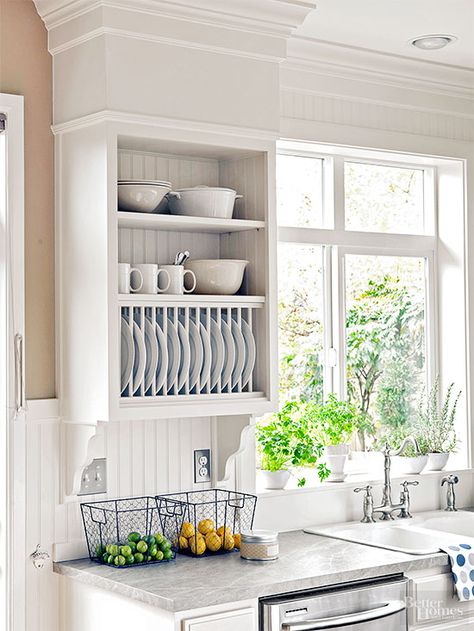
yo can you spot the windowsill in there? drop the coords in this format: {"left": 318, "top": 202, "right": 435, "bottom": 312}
{"left": 256, "top": 467, "right": 474, "bottom": 498}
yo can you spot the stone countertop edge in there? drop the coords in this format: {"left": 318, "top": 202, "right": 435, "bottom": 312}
{"left": 53, "top": 531, "right": 449, "bottom": 614}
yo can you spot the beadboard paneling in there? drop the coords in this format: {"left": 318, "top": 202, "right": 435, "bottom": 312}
{"left": 280, "top": 88, "right": 474, "bottom": 142}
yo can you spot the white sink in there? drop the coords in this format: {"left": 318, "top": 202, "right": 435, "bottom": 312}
{"left": 305, "top": 510, "right": 474, "bottom": 555}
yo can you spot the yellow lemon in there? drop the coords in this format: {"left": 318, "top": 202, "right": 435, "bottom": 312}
{"left": 179, "top": 536, "right": 189, "bottom": 550}
{"left": 181, "top": 522, "right": 195, "bottom": 538}
{"left": 198, "top": 519, "right": 215, "bottom": 536}
{"left": 233, "top": 533, "right": 241, "bottom": 549}
{"left": 216, "top": 525, "right": 232, "bottom": 539}
{"left": 189, "top": 534, "right": 206, "bottom": 555}
{"left": 222, "top": 534, "right": 235, "bottom": 550}
{"left": 205, "top": 531, "right": 222, "bottom": 552}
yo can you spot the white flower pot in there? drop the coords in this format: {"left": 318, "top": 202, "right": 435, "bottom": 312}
{"left": 426, "top": 452, "right": 450, "bottom": 471}
{"left": 260, "top": 469, "right": 290, "bottom": 490}
{"left": 325, "top": 444, "right": 350, "bottom": 482}
{"left": 393, "top": 454, "right": 428, "bottom": 475}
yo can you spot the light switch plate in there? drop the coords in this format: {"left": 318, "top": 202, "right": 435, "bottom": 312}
{"left": 194, "top": 449, "right": 211, "bottom": 483}
{"left": 78, "top": 458, "right": 107, "bottom": 496}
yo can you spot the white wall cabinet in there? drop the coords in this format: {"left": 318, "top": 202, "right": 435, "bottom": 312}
{"left": 56, "top": 120, "right": 278, "bottom": 425}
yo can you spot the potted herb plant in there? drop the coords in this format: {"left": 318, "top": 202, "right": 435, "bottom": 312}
{"left": 416, "top": 378, "right": 461, "bottom": 471}
{"left": 304, "top": 395, "right": 363, "bottom": 482}
{"left": 256, "top": 401, "right": 329, "bottom": 489}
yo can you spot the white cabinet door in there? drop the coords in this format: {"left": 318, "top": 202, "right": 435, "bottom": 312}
{"left": 182, "top": 607, "right": 256, "bottom": 631}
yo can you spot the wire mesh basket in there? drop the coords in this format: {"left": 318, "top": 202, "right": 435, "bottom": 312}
{"left": 80, "top": 496, "right": 178, "bottom": 568}
{"left": 155, "top": 489, "right": 257, "bottom": 558}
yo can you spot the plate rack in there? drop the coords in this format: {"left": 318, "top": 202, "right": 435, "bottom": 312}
{"left": 120, "top": 299, "right": 263, "bottom": 400}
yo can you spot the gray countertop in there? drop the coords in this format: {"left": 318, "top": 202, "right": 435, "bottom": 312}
{"left": 54, "top": 531, "right": 448, "bottom": 613}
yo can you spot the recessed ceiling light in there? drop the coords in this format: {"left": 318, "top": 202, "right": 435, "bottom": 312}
{"left": 410, "top": 34, "right": 457, "bottom": 51}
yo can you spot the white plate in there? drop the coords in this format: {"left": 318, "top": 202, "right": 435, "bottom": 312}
{"left": 198, "top": 321, "right": 212, "bottom": 391}
{"left": 176, "top": 319, "right": 191, "bottom": 391}
{"left": 121, "top": 316, "right": 134, "bottom": 394}
{"left": 240, "top": 318, "right": 256, "bottom": 388}
{"left": 132, "top": 321, "right": 146, "bottom": 394}
{"left": 143, "top": 316, "right": 159, "bottom": 393}
{"left": 201, "top": 314, "right": 225, "bottom": 390}
{"left": 157, "top": 313, "right": 180, "bottom": 392}
{"left": 154, "top": 318, "right": 168, "bottom": 393}
{"left": 220, "top": 315, "right": 236, "bottom": 390}
{"left": 230, "top": 318, "right": 246, "bottom": 389}
{"left": 179, "top": 315, "right": 203, "bottom": 391}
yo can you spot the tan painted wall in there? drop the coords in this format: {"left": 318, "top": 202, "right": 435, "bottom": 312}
{"left": 0, "top": 0, "right": 55, "bottom": 398}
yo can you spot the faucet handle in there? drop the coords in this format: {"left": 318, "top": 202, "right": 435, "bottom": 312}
{"left": 400, "top": 480, "right": 419, "bottom": 492}
{"left": 354, "top": 485, "right": 373, "bottom": 495}
{"left": 441, "top": 474, "right": 459, "bottom": 486}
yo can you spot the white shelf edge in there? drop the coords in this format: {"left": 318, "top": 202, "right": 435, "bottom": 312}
{"left": 117, "top": 212, "right": 266, "bottom": 233}
{"left": 118, "top": 294, "right": 265, "bottom": 307}
{"left": 119, "top": 391, "right": 266, "bottom": 405}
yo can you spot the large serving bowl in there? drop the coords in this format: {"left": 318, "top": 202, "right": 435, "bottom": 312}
{"left": 184, "top": 259, "right": 248, "bottom": 295}
{"left": 118, "top": 180, "right": 172, "bottom": 213}
{"left": 168, "top": 186, "right": 242, "bottom": 219}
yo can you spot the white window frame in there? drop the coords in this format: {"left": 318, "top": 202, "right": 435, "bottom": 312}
{"left": 277, "top": 145, "right": 438, "bottom": 425}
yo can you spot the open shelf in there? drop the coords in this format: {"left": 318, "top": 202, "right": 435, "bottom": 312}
{"left": 117, "top": 212, "right": 265, "bottom": 233}
{"left": 118, "top": 294, "right": 265, "bottom": 306}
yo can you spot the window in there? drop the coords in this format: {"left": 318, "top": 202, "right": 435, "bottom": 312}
{"left": 277, "top": 146, "right": 437, "bottom": 454}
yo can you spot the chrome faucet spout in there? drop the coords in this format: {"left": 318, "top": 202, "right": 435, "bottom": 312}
{"left": 389, "top": 436, "right": 420, "bottom": 457}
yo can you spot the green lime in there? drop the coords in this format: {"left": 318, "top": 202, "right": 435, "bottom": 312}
{"left": 136, "top": 540, "right": 148, "bottom": 554}
{"left": 120, "top": 545, "right": 132, "bottom": 557}
{"left": 109, "top": 544, "right": 120, "bottom": 557}
{"left": 106, "top": 544, "right": 111, "bottom": 554}
{"left": 101, "top": 552, "right": 109, "bottom": 564}
{"left": 149, "top": 545, "right": 158, "bottom": 558}
{"left": 134, "top": 552, "right": 144, "bottom": 564}
{"left": 160, "top": 539, "right": 171, "bottom": 551}
{"left": 154, "top": 533, "right": 164, "bottom": 545}
{"left": 128, "top": 532, "right": 141, "bottom": 543}
{"left": 128, "top": 541, "right": 137, "bottom": 553}
{"left": 163, "top": 549, "right": 173, "bottom": 560}
{"left": 144, "top": 535, "right": 155, "bottom": 546}
{"left": 107, "top": 555, "right": 115, "bottom": 565}
{"left": 125, "top": 555, "right": 135, "bottom": 565}
{"left": 155, "top": 550, "right": 164, "bottom": 561}
{"left": 114, "top": 555, "right": 126, "bottom": 567}
{"left": 95, "top": 544, "right": 106, "bottom": 557}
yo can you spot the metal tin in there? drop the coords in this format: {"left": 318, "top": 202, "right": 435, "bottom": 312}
{"left": 240, "top": 530, "right": 279, "bottom": 561}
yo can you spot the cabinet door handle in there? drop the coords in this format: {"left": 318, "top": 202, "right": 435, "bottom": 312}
{"left": 282, "top": 600, "right": 406, "bottom": 630}
{"left": 14, "top": 333, "right": 24, "bottom": 413}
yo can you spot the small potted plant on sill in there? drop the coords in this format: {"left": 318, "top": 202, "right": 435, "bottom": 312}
{"left": 256, "top": 401, "right": 330, "bottom": 490}
{"left": 416, "top": 377, "right": 461, "bottom": 472}
{"left": 304, "top": 394, "right": 363, "bottom": 483}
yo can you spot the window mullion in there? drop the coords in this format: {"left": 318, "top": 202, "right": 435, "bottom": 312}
{"left": 333, "top": 156, "right": 345, "bottom": 232}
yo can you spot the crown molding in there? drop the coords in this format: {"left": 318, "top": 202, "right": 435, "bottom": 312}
{"left": 284, "top": 37, "right": 474, "bottom": 101}
{"left": 34, "top": 0, "right": 316, "bottom": 36}
{"left": 51, "top": 109, "right": 280, "bottom": 140}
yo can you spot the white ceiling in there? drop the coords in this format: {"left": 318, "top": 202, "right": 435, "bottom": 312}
{"left": 296, "top": 0, "right": 474, "bottom": 69}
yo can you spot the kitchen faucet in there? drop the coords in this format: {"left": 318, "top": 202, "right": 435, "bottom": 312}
{"left": 354, "top": 436, "right": 421, "bottom": 522}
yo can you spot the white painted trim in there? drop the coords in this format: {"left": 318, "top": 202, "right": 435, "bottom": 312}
{"left": 0, "top": 92, "right": 25, "bottom": 631}
{"left": 285, "top": 37, "right": 474, "bottom": 99}
{"left": 49, "top": 26, "right": 286, "bottom": 62}
{"left": 280, "top": 86, "right": 474, "bottom": 123}
{"left": 26, "top": 398, "right": 60, "bottom": 423}
{"left": 51, "top": 109, "right": 280, "bottom": 139}
{"left": 36, "top": 0, "right": 317, "bottom": 34}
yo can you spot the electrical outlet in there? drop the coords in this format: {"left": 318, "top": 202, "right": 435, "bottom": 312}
{"left": 78, "top": 458, "right": 107, "bottom": 496}
{"left": 194, "top": 449, "right": 211, "bottom": 483}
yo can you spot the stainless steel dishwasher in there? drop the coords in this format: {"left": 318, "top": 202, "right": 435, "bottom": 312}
{"left": 260, "top": 574, "right": 408, "bottom": 630}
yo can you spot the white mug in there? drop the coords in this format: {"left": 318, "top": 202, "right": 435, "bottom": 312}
{"left": 134, "top": 263, "right": 171, "bottom": 294}
{"left": 118, "top": 263, "right": 143, "bottom": 294}
{"left": 158, "top": 265, "right": 196, "bottom": 295}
